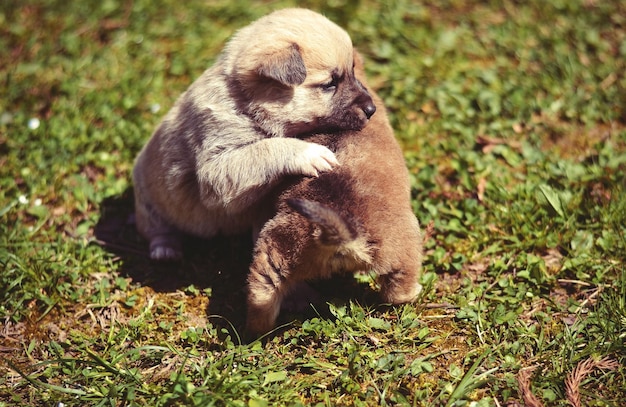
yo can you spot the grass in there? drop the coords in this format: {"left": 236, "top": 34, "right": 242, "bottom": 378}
{"left": 1, "top": 0, "right": 625, "bottom": 405}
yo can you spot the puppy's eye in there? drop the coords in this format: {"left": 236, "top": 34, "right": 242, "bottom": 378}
{"left": 320, "top": 76, "right": 339, "bottom": 91}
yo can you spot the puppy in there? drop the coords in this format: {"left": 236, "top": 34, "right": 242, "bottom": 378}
{"left": 246, "top": 55, "right": 424, "bottom": 336}
{"left": 133, "top": 9, "right": 376, "bottom": 260}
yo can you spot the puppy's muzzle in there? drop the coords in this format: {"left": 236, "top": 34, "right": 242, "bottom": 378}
{"left": 362, "top": 101, "right": 376, "bottom": 119}
{"left": 355, "top": 80, "right": 376, "bottom": 119}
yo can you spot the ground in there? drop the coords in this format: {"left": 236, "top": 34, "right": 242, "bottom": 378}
{"left": 1, "top": 0, "right": 625, "bottom": 405}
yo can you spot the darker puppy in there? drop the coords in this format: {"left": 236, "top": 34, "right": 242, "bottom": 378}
{"left": 246, "top": 56, "right": 424, "bottom": 336}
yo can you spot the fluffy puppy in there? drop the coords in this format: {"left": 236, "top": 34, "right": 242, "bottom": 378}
{"left": 246, "top": 55, "right": 424, "bottom": 336}
{"left": 133, "top": 9, "right": 376, "bottom": 260}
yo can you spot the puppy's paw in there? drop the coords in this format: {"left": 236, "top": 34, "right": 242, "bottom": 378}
{"left": 380, "top": 275, "right": 423, "bottom": 304}
{"left": 149, "top": 235, "right": 182, "bottom": 261}
{"left": 297, "top": 143, "right": 339, "bottom": 177}
{"left": 150, "top": 245, "right": 183, "bottom": 261}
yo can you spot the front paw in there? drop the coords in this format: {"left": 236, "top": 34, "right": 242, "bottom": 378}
{"left": 296, "top": 143, "right": 339, "bottom": 177}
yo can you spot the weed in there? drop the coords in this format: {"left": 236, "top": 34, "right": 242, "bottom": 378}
{"left": 1, "top": 0, "right": 625, "bottom": 405}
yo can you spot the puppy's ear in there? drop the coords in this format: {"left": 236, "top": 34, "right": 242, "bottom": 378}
{"left": 256, "top": 43, "right": 307, "bottom": 86}
{"left": 353, "top": 48, "right": 365, "bottom": 75}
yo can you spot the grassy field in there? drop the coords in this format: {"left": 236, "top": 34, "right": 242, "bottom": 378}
{"left": 1, "top": 0, "right": 625, "bottom": 405}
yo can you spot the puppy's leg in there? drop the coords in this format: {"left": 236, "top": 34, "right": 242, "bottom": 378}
{"left": 134, "top": 185, "right": 182, "bottom": 260}
{"left": 246, "top": 239, "right": 292, "bottom": 336}
{"left": 375, "top": 215, "right": 423, "bottom": 304}
{"left": 200, "top": 138, "right": 339, "bottom": 213}
{"left": 378, "top": 266, "right": 422, "bottom": 304}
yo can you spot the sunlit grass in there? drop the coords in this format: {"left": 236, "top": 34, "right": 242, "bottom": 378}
{"left": 1, "top": 0, "right": 625, "bottom": 405}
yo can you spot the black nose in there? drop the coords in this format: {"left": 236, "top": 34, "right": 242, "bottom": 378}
{"left": 363, "top": 103, "right": 376, "bottom": 119}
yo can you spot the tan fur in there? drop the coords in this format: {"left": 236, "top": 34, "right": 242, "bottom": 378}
{"left": 133, "top": 9, "right": 376, "bottom": 260}
{"left": 247, "top": 55, "right": 424, "bottom": 336}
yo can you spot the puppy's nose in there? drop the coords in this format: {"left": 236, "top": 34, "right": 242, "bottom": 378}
{"left": 362, "top": 103, "right": 376, "bottom": 119}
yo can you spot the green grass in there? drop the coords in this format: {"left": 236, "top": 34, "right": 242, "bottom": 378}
{"left": 2, "top": 0, "right": 625, "bottom": 405}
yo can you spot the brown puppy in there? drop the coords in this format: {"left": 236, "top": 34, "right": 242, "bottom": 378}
{"left": 133, "top": 9, "right": 376, "bottom": 260}
{"left": 247, "top": 55, "right": 423, "bottom": 336}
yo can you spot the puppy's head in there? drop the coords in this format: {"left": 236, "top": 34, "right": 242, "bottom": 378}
{"left": 222, "top": 8, "right": 376, "bottom": 137}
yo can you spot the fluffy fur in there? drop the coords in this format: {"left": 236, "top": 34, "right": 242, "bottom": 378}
{"left": 133, "top": 9, "right": 376, "bottom": 260}
{"left": 246, "top": 56, "right": 424, "bottom": 336}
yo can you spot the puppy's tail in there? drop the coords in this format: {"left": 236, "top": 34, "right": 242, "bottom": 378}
{"left": 286, "top": 198, "right": 355, "bottom": 246}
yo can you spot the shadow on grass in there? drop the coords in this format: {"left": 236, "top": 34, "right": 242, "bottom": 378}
{"left": 94, "top": 188, "right": 381, "bottom": 340}
{"left": 93, "top": 187, "right": 251, "bottom": 334}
